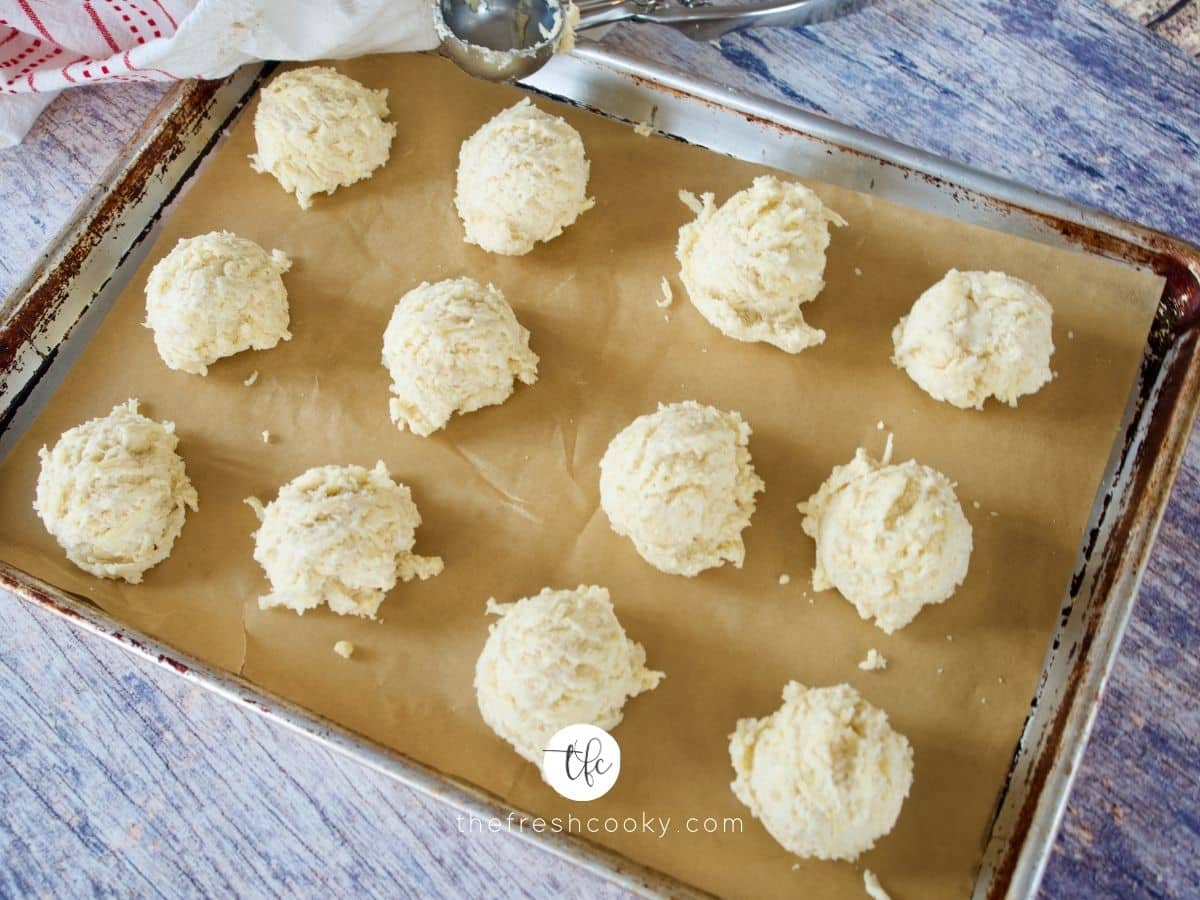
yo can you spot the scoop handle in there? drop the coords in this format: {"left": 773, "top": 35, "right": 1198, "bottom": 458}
{"left": 575, "top": 0, "right": 868, "bottom": 41}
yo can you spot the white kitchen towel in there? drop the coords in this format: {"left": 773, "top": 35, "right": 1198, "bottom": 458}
{"left": 0, "top": 0, "right": 441, "bottom": 148}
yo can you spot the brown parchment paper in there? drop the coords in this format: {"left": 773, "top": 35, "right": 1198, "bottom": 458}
{"left": 0, "top": 53, "right": 1164, "bottom": 899}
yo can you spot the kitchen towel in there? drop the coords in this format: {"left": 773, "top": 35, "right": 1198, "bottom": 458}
{"left": 0, "top": 0, "right": 440, "bottom": 147}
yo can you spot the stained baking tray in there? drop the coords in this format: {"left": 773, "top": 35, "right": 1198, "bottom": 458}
{"left": 1, "top": 44, "right": 1197, "bottom": 899}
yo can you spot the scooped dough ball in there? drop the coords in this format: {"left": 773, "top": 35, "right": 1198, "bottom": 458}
{"left": 250, "top": 66, "right": 396, "bottom": 209}
{"left": 245, "top": 461, "right": 443, "bottom": 618}
{"left": 800, "top": 439, "right": 972, "bottom": 633}
{"left": 455, "top": 98, "right": 594, "bottom": 256}
{"left": 729, "top": 682, "right": 913, "bottom": 861}
{"left": 34, "top": 399, "right": 197, "bottom": 583}
{"left": 475, "top": 585, "right": 663, "bottom": 764}
{"left": 599, "top": 401, "right": 764, "bottom": 576}
{"left": 892, "top": 269, "right": 1055, "bottom": 409}
{"left": 382, "top": 277, "right": 539, "bottom": 436}
{"left": 676, "top": 175, "right": 846, "bottom": 353}
{"left": 144, "top": 231, "right": 292, "bottom": 375}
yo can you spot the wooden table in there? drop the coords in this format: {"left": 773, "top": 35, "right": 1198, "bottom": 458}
{"left": 2, "top": 2, "right": 1197, "bottom": 896}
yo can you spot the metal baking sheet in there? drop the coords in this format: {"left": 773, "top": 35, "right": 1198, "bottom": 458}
{"left": 1, "top": 45, "right": 1197, "bottom": 899}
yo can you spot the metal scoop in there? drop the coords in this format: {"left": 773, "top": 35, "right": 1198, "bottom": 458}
{"left": 434, "top": 0, "right": 860, "bottom": 82}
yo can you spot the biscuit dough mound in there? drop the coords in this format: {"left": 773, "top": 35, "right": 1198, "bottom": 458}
{"left": 144, "top": 231, "right": 292, "bottom": 375}
{"left": 729, "top": 682, "right": 913, "bottom": 861}
{"left": 250, "top": 66, "right": 396, "bottom": 209}
{"left": 599, "top": 401, "right": 764, "bottom": 576}
{"left": 474, "top": 585, "right": 664, "bottom": 763}
{"left": 382, "top": 277, "right": 539, "bottom": 436}
{"left": 245, "top": 461, "right": 443, "bottom": 618}
{"left": 676, "top": 175, "right": 846, "bottom": 353}
{"left": 892, "top": 269, "right": 1055, "bottom": 409}
{"left": 34, "top": 399, "right": 197, "bottom": 583}
{"left": 800, "top": 439, "right": 972, "bottom": 633}
{"left": 455, "top": 98, "right": 594, "bottom": 256}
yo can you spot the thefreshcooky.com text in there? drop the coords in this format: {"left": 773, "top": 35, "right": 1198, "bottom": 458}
{"left": 455, "top": 811, "right": 743, "bottom": 840}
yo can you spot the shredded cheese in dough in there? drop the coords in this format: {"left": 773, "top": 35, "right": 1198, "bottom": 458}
{"left": 382, "top": 277, "right": 538, "bottom": 437}
{"left": 250, "top": 67, "right": 395, "bottom": 209}
{"left": 34, "top": 399, "right": 197, "bottom": 583}
{"left": 729, "top": 683, "right": 913, "bottom": 861}
{"left": 892, "top": 269, "right": 1054, "bottom": 409}
{"left": 144, "top": 231, "right": 291, "bottom": 376}
{"left": 475, "top": 585, "right": 663, "bottom": 763}
{"left": 455, "top": 99, "right": 593, "bottom": 256}
{"left": 246, "top": 461, "right": 442, "bottom": 618}
{"left": 676, "top": 176, "right": 845, "bottom": 353}
{"left": 600, "top": 401, "right": 764, "bottom": 577}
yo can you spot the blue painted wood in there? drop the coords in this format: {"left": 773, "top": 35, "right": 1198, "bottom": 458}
{"left": 603, "top": 0, "right": 1200, "bottom": 244}
{"left": 1, "top": 2, "right": 1198, "bottom": 897}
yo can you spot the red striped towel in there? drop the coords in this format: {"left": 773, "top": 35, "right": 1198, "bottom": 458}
{"left": 0, "top": 0, "right": 439, "bottom": 147}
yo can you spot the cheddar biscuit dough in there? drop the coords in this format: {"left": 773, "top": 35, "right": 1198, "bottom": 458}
{"left": 250, "top": 66, "right": 395, "bottom": 208}
{"left": 35, "top": 399, "right": 197, "bottom": 583}
{"left": 475, "top": 585, "right": 663, "bottom": 763}
{"left": 246, "top": 461, "right": 442, "bottom": 618}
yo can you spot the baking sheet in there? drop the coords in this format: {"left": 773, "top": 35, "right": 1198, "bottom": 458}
{"left": 0, "top": 53, "right": 1164, "bottom": 899}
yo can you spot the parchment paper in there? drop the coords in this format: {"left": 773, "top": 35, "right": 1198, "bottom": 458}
{"left": 0, "top": 53, "right": 1164, "bottom": 899}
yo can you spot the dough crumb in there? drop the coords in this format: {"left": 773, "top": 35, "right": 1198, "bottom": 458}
{"left": 600, "top": 401, "right": 764, "bottom": 576}
{"left": 333, "top": 640, "right": 355, "bottom": 659}
{"left": 858, "top": 648, "right": 888, "bottom": 671}
{"left": 1068, "top": 329, "right": 1075, "bottom": 340}
{"left": 892, "top": 269, "right": 1055, "bottom": 409}
{"left": 875, "top": 420, "right": 885, "bottom": 431}
{"left": 778, "top": 574, "right": 791, "bottom": 586}
{"left": 973, "top": 500, "right": 981, "bottom": 509}
{"left": 657, "top": 276, "right": 674, "bottom": 308}
{"left": 863, "top": 869, "right": 891, "bottom": 900}
{"left": 854, "top": 267, "right": 863, "bottom": 276}
{"left": 634, "top": 120, "right": 654, "bottom": 136}
{"left": 475, "top": 585, "right": 663, "bottom": 763}
{"left": 676, "top": 175, "right": 845, "bottom": 353}
{"left": 936, "top": 666, "right": 944, "bottom": 675}
{"left": 730, "top": 682, "right": 912, "bottom": 860}
{"left": 243, "top": 370, "right": 259, "bottom": 386}
{"left": 947, "top": 634, "right": 954, "bottom": 641}
{"left": 990, "top": 510, "right": 1000, "bottom": 517}
{"left": 261, "top": 430, "right": 271, "bottom": 444}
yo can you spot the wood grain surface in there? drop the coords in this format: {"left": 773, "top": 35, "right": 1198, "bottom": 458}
{"left": 1, "top": 1, "right": 1197, "bottom": 897}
